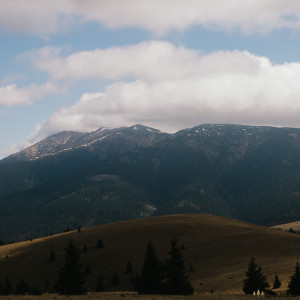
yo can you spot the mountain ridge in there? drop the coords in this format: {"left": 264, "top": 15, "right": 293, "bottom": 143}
{"left": 1, "top": 123, "right": 300, "bottom": 240}
{"left": 5, "top": 124, "right": 164, "bottom": 161}
{"left": 4, "top": 123, "right": 291, "bottom": 162}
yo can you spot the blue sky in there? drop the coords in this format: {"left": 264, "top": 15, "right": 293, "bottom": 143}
{"left": 2, "top": 1, "right": 300, "bottom": 158}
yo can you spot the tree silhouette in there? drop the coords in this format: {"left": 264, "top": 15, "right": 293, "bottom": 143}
{"left": 165, "top": 237, "right": 194, "bottom": 295}
{"left": 111, "top": 272, "right": 120, "bottom": 286}
{"left": 97, "top": 239, "right": 104, "bottom": 249}
{"left": 55, "top": 240, "right": 86, "bottom": 295}
{"left": 126, "top": 260, "right": 133, "bottom": 274}
{"left": 48, "top": 250, "right": 55, "bottom": 263}
{"left": 4, "top": 277, "right": 13, "bottom": 295}
{"left": 243, "top": 257, "right": 269, "bottom": 294}
{"left": 135, "top": 240, "right": 164, "bottom": 294}
{"left": 15, "top": 279, "right": 29, "bottom": 295}
{"left": 288, "top": 261, "right": 300, "bottom": 295}
{"left": 84, "top": 263, "right": 91, "bottom": 275}
{"left": 273, "top": 274, "right": 281, "bottom": 290}
{"left": 96, "top": 275, "right": 105, "bottom": 292}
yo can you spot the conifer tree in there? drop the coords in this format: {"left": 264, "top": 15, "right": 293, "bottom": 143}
{"left": 48, "top": 250, "right": 55, "bottom": 263}
{"left": 84, "top": 263, "right": 91, "bottom": 275}
{"left": 4, "top": 277, "right": 13, "bottom": 295}
{"left": 0, "top": 280, "right": 2, "bottom": 295}
{"left": 111, "top": 272, "right": 120, "bottom": 286}
{"left": 15, "top": 279, "right": 29, "bottom": 295}
{"left": 97, "top": 239, "right": 104, "bottom": 249}
{"left": 135, "top": 240, "right": 164, "bottom": 294}
{"left": 96, "top": 275, "right": 105, "bottom": 292}
{"left": 55, "top": 240, "right": 86, "bottom": 295}
{"left": 273, "top": 274, "right": 281, "bottom": 290}
{"left": 189, "top": 264, "right": 194, "bottom": 272}
{"left": 288, "top": 261, "right": 300, "bottom": 295}
{"left": 243, "top": 257, "right": 269, "bottom": 294}
{"left": 126, "top": 260, "right": 133, "bottom": 274}
{"left": 165, "top": 237, "right": 194, "bottom": 295}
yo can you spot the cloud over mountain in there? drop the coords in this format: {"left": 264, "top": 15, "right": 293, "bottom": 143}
{"left": 20, "top": 41, "right": 300, "bottom": 145}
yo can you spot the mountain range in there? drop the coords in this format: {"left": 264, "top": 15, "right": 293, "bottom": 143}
{"left": 1, "top": 123, "right": 300, "bottom": 241}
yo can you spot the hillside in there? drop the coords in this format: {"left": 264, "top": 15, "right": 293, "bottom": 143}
{"left": 1, "top": 214, "right": 300, "bottom": 294}
{"left": 2, "top": 123, "right": 300, "bottom": 240}
{"left": 272, "top": 220, "right": 300, "bottom": 232}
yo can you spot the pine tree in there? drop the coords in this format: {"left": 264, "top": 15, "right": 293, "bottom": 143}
{"left": 4, "top": 277, "right": 13, "bottom": 295}
{"left": 273, "top": 274, "right": 281, "bottom": 289}
{"left": 96, "top": 275, "right": 105, "bottom": 292}
{"left": 165, "top": 237, "right": 194, "bottom": 295}
{"left": 97, "top": 239, "right": 104, "bottom": 249}
{"left": 84, "top": 263, "right": 91, "bottom": 275}
{"left": 288, "top": 261, "right": 300, "bottom": 295}
{"left": 135, "top": 240, "right": 164, "bottom": 294}
{"left": 48, "top": 250, "right": 55, "bottom": 263}
{"left": 111, "top": 272, "right": 120, "bottom": 286}
{"left": 243, "top": 257, "right": 269, "bottom": 294}
{"left": 126, "top": 260, "right": 133, "bottom": 274}
{"left": 0, "top": 280, "right": 2, "bottom": 295}
{"left": 189, "top": 264, "right": 194, "bottom": 272}
{"left": 15, "top": 279, "right": 29, "bottom": 295}
{"left": 55, "top": 240, "right": 86, "bottom": 295}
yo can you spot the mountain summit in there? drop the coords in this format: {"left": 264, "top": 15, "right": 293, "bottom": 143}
{"left": 6, "top": 124, "right": 165, "bottom": 161}
{"left": 1, "top": 123, "right": 300, "bottom": 240}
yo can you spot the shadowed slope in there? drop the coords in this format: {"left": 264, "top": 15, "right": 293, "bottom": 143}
{"left": 0, "top": 214, "right": 299, "bottom": 293}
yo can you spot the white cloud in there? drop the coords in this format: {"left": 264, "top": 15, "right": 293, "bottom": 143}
{"left": 20, "top": 41, "right": 300, "bottom": 146}
{"left": 0, "top": 82, "right": 59, "bottom": 107}
{"left": 0, "top": 0, "right": 73, "bottom": 35}
{"left": 2, "top": 0, "right": 300, "bottom": 35}
{"left": 30, "top": 42, "right": 203, "bottom": 82}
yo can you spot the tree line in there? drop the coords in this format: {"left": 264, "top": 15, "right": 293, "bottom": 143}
{"left": 243, "top": 257, "right": 300, "bottom": 296}
{"left": 0, "top": 236, "right": 193, "bottom": 296}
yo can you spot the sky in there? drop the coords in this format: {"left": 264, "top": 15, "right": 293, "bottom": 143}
{"left": 2, "top": 1, "right": 300, "bottom": 158}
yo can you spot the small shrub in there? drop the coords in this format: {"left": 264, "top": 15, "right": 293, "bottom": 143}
{"left": 15, "top": 279, "right": 29, "bottom": 295}
{"left": 112, "top": 272, "right": 120, "bottom": 286}
{"left": 4, "top": 277, "right": 13, "bottom": 295}
{"left": 126, "top": 260, "right": 133, "bottom": 274}
{"left": 84, "top": 263, "right": 91, "bottom": 275}
{"left": 96, "top": 276, "right": 105, "bottom": 292}
{"left": 97, "top": 239, "right": 104, "bottom": 249}
{"left": 48, "top": 250, "right": 55, "bottom": 263}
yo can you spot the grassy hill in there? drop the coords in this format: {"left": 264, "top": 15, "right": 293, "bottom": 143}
{"left": 1, "top": 214, "right": 300, "bottom": 294}
{"left": 272, "top": 220, "right": 300, "bottom": 233}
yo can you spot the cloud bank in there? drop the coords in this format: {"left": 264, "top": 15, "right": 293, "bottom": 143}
{"left": 1, "top": 0, "right": 300, "bottom": 35}
{"left": 20, "top": 41, "right": 300, "bottom": 146}
{"left": 0, "top": 82, "right": 59, "bottom": 107}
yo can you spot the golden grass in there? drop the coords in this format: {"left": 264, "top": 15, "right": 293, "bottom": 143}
{"left": 1, "top": 214, "right": 300, "bottom": 294}
{"left": 2, "top": 293, "right": 300, "bottom": 300}
{"left": 272, "top": 220, "right": 300, "bottom": 232}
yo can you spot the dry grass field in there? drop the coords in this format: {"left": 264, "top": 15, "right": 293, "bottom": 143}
{"left": 1, "top": 214, "right": 300, "bottom": 294}
{"left": 1, "top": 293, "right": 300, "bottom": 300}
{"left": 272, "top": 220, "right": 300, "bottom": 232}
